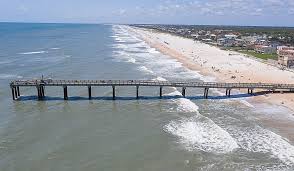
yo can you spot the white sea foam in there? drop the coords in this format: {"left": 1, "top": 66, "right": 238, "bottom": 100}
{"left": 0, "top": 74, "right": 23, "bottom": 79}
{"left": 254, "top": 103, "right": 294, "bottom": 121}
{"left": 177, "top": 70, "right": 205, "bottom": 80}
{"left": 199, "top": 75, "right": 216, "bottom": 82}
{"left": 113, "top": 44, "right": 147, "bottom": 54}
{"left": 18, "top": 51, "right": 48, "bottom": 55}
{"left": 163, "top": 87, "right": 294, "bottom": 159}
{"left": 127, "top": 58, "right": 136, "bottom": 63}
{"left": 231, "top": 126, "right": 294, "bottom": 165}
{"left": 50, "top": 48, "right": 60, "bottom": 50}
{"left": 0, "top": 60, "right": 13, "bottom": 65}
{"left": 112, "top": 51, "right": 137, "bottom": 64}
{"left": 114, "top": 37, "right": 126, "bottom": 43}
{"left": 116, "top": 37, "right": 139, "bottom": 43}
{"left": 153, "top": 77, "right": 167, "bottom": 81}
{"left": 113, "top": 42, "right": 148, "bottom": 52}
{"left": 131, "top": 42, "right": 148, "bottom": 48}
{"left": 138, "top": 66, "right": 154, "bottom": 74}
{"left": 148, "top": 48, "right": 160, "bottom": 54}
{"left": 165, "top": 91, "right": 200, "bottom": 113}
{"left": 164, "top": 115, "right": 239, "bottom": 153}
{"left": 113, "top": 43, "right": 128, "bottom": 49}
{"left": 255, "top": 103, "right": 292, "bottom": 116}
{"left": 175, "top": 97, "right": 200, "bottom": 113}
{"left": 211, "top": 87, "right": 255, "bottom": 108}
{"left": 239, "top": 99, "right": 255, "bottom": 108}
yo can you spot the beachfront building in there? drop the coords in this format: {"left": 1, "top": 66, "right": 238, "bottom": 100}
{"left": 242, "top": 36, "right": 256, "bottom": 43}
{"left": 224, "top": 34, "right": 238, "bottom": 39}
{"left": 254, "top": 45, "right": 276, "bottom": 54}
{"left": 209, "top": 34, "right": 217, "bottom": 40}
{"left": 235, "top": 39, "right": 247, "bottom": 47}
{"left": 192, "top": 34, "right": 208, "bottom": 40}
{"left": 217, "top": 38, "right": 235, "bottom": 47}
{"left": 216, "top": 34, "right": 239, "bottom": 47}
{"left": 277, "top": 46, "right": 294, "bottom": 67}
{"left": 202, "top": 38, "right": 213, "bottom": 43}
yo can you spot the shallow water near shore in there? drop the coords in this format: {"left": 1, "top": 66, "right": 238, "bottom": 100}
{"left": 1, "top": 23, "right": 294, "bottom": 170}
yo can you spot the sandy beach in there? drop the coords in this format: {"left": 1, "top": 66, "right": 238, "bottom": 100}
{"left": 129, "top": 27, "right": 294, "bottom": 111}
{"left": 127, "top": 26, "right": 294, "bottom": 141}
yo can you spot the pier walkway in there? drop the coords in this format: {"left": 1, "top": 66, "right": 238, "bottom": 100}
{"left": 10, "top": 79, "right": 294, "bottom": 100}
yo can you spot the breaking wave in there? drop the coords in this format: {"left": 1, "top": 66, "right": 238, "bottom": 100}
{"left": 112, "top": 24, "right": 294, "bottom": 166}
{"left": 164, "top": 115, "right": 239, "bottom": 153}
{"left": 18, "top": 51, "right": 48, "bottom": 55}
{"left": 0, "top": 74, "right": 23, "bottom": 79}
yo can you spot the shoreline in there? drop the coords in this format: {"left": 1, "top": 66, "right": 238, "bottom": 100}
{"left": 129, "top": 27, "right": 294, "bottom": 112}
{"left": 128, "top": 26, "right": 294, "bottom": 141}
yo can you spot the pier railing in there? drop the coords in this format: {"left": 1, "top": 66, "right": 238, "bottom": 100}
{"left": 9, "top": 79, "right": 294, "bottom": 100}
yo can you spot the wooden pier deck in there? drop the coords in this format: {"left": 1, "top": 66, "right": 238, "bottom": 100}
{"left": 9, "top": 79, "right": 294, "bottom": 100}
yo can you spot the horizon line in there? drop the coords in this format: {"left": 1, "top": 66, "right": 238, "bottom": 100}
{"left": 1, "top": 21, "right": 294, "bottom": 28}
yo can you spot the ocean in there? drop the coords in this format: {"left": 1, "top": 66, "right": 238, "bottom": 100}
{"left": 1, "top": 23, "right": 294, "bottom": 170}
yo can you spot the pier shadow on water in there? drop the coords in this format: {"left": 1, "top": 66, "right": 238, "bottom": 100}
{"left": 14, "top": 91, "right": 279, "bottom": 102}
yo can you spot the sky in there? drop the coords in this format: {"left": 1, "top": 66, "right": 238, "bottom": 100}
{"left": 0, "top": 0, "right": 294, "bottom": 26}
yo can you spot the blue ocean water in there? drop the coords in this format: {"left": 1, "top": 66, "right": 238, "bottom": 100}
{"left": 1, "top": 23, "right": 294, "bottom": 170}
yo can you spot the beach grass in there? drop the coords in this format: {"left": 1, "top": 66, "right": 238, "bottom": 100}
{"left": 239, "top": 50, "right": 278, "bottom": 60}
{"left": 222, "top": 47, "right": 278, "bottom": 60}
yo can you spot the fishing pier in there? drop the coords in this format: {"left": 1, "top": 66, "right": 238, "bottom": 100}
{"left": 10, "top": 79, "right": 294, "bottom": 100}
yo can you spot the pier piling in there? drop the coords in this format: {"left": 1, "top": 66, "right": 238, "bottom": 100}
{"left": 182, "top": 87, "right": 186, "bottom": 97}
{"left": 112, "top": 86, "right": 116, "bottom": 100}
{"left": 63, "top": 86, "right": 68, "bottom": 100}
{"left": 37, "top": 86, "right": 41, "bottom": 100}
{"left": 88, "top": 86, "right": 92, "bottom": 99}
{"left": 160, "top": 86, "right": 163, "bottom": 98}
{"left": 36, "top": 86, "right": 45, "bottom": 100}
{"left": 14, "top": 87, "right": 18, "bottom": 99}
{"left": 41, "top": 86, "right": 43, "bottom": 99}
{"left": 204, "top": 88, "right": 209, "bottom": 99}
{"left": 41, "top": 86, "right": 45, "bottom": 99}
{"left": 11, "top": 87, "right": 15, "bottom": 100}
{"left": 136, "top": 86, "right": 139, "bottom": 99}
{"left": 16, "top": 87, "right": 20, "bottom": 97}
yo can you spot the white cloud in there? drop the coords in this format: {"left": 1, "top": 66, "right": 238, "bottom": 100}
{"left": 118, "top": 9, "right": 126, "bottom": 15}
{"left": 17, "top": 4, "right": 29, "bottom": 13}
{"left": 289, "top": 8, "right": 294, "bottom": 14}
{"left": 144, "top": 0, "right": 292, "bottom": 17}
{"left": 288, "top": 0, "right": 294, "bottom": 7}
{"left": 251, "top": 8, "right": 263, "bottom": 16}
{"left": 262, "top": 0, "right": 283, "bottom": 6}
{"left": 200, "top": 7, "right": 212, "bottom": 15}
